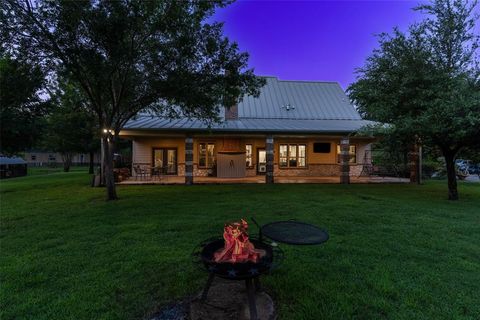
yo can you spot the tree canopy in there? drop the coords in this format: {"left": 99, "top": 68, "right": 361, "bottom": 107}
{"left": 0, "top": 56, "right": 49, "bottom": 155}
{"left": 43, "top": 82, "right": 97, "bottom": 172}
{"left": 348, "top": 0, "right": 480, "bottom": 200}
{"left": 1, "top": 0, "right": 264, "bottom": 200}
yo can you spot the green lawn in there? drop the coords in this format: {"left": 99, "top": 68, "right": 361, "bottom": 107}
{"left": 26, "top": 166, "right": 90, "bottom": 176}
{"left": 1, "top": 171, "right": 479, "bottom": 320}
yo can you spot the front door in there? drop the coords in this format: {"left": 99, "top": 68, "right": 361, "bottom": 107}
{"left": 153, "top": 148, "right": 177, "bottom": 175}
{"left": 257, "top": 148, "right": 266, "bottom": 175}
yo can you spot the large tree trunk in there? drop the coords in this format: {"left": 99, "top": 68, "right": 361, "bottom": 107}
{"left": 89, "top": 151, "right": 94, "bottom": 174}
{"left": 443, "top": 150, "right": 458, "bottom": 200}
{"left": 408, "top": 143, "right": 419, "bottom": 184}
{"left": 62, "top": 153, "right": 72, "bottom": 172}
{"left": 402, "top": 150, "right": 408, "bottom": 178}
{"left": 102, "top": 136, "right": 118, "bottom": 200}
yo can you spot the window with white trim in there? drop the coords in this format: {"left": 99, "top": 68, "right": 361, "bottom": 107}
{"left": 279, "top": 144, "right": 306, "bottom": 168}
{"left": 199, "top": 142, "right": 215, "bottom": 168}
{"left": 246, "top": 144, "right": 253, "bottom": 168}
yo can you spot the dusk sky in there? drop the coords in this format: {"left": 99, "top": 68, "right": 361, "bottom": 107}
{"left": 212, "top": 1, "right": 428, "bottom": 89}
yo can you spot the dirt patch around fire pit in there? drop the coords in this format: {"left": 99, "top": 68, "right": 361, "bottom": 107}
{"left": 149, "top": 278, "right": 275, "bottom": 320}
{"left": 150, "top": 300, "right": 189, "bottom": 320}
{"left": 190, "top": 278, "right": 276, "bottom": 320}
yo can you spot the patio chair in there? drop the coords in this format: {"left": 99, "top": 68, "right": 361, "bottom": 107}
{"left": 133, "top": 164, "right": 148, "bottom": 180}
{"left": 151, "top": 165, "right": 167, "bottom": 182}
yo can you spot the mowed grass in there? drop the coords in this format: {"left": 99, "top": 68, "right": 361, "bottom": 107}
{"left": 1, "top": 170, "right": 479, "bottom": 320}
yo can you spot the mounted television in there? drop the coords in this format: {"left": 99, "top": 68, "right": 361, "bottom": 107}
{"left": 313, "top": 142, "right": 331, "bottom": 153}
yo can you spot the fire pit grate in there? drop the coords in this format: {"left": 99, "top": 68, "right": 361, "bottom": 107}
{"left": 259, "top": 220, "right": 329, "bottom": 245}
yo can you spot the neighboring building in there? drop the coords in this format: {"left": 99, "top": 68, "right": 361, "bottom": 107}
{"left": 24, "top": 151, "right": 101, "bottom": 167}
{"left": 120, "top": 77, "right": 375, "bottom": 183}
{"left": 0, "top": 156, "right": 27, "bottom": 179}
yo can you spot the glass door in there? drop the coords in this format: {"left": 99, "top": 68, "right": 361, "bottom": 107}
{"left": 166, "top": 149, "right": 177, "bottom": 174}
{"left": 153, "top": 148, "right": 177, "bottom": 175}
{"left": 257, "top": 148, "right": 266, "bottom": 175}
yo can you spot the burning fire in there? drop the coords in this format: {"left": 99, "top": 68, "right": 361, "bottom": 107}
{"left": 214, "top": 219, "right": 266, "bottom": 263}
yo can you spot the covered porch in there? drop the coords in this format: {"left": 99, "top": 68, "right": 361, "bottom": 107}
{"left": 120, "top": 131, "right": 381, "bottom": 184}
{"left": 118, "top": 175, "right": 409, "bottom": 185}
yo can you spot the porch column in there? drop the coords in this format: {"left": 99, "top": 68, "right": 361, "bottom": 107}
{"left": 185, "top": 136, "right": 194, "bottom": 185}
{"left": 266, "top": 135, "right": 274, "bottom": 184}
{"left": 340, "top": 137, "right": 350, "bottom": 184}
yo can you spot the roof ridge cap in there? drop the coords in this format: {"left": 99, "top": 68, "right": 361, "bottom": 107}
{"left": 277, "top": 79, "right": 339, "bottom": 84}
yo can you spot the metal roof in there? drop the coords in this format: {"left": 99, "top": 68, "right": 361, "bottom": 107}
{"left": 123, "top": 117, "right": 374, "bottom": 134}
{"left": 238, "top": 77, "right": 361, "bottom": 120}
{"left": 123, "top": 77, "right": 369, "bottom": 134}
{"left": 0, "top": 156, "right": 27, "bottom": 165}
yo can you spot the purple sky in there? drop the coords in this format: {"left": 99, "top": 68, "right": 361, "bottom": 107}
{"left": 212, "top": 1, "right": 427, "bottom": 89}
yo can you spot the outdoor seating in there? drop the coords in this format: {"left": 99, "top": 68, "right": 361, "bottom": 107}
{"left": 151, "top": 165, "right": 168, "bottom": 182}
{"left": 133, "top": 164, "right": 148, "bottom": 180}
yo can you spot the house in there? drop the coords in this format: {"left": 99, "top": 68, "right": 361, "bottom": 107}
{"left": 24, "top": 151, "right": 101, "bottom": 167}
{"left": 119, "top": 77, "right": 375, "bottom": 184}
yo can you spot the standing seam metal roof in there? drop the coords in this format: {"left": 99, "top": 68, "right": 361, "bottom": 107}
{"left": 123, "top": 77, "right": 368, "bottom": 133}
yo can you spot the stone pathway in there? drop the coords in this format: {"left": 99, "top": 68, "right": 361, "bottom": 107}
{"left": 150, "top": 278, "right": 276, "bottom": 320}
{"left": 190, "top": 278, "right": 275, "bottom": 320}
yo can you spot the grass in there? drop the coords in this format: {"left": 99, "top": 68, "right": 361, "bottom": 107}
{"left": 1, "top": 170, "right": 479, "bottom": 320}
{"left": 26, "top": 166, "right": 90, "bottom": 176}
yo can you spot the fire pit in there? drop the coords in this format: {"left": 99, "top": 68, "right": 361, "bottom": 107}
{"left": 192, "top": 218, "right": 328, "bottom": 320}
{"left": 192, "top": 220, "right": 283, "bottom": 320}
{"left": 200, "top": 238, "right": 276, "bottom": 280}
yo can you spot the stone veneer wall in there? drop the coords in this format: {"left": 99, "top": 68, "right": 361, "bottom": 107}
{"left": 274, "top": 164, "right": 340, "bottom": 177}
{"left": 246, "top": 168, "right": 257, "bottom": 177}
{"left": 176, "top": 164, "right": 364, "bottom": 177}
{"left": 168, "top": 164, "right": 364, "bottom": 178}
{"left": 273, "top": 164, "right": 364, "bottom": 177}
{"left": 349, "top": 165, "right": 363, "bottom": 177}
{"left": 175, "top": 164, "right": 208, "bottom": 177}
{"left": 177, "top": 164, "right": 185, "bottom": 176}
{"left": 193, "top": 165, "right": 211, "bottom": 177}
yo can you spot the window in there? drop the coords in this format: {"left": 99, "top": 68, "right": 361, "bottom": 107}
{"left": 246, "top": 144, "right": 253, "bottom": 167}
{"left": 279, "top": 145, "right": 288, "bottom": 167}
{"left": 336, "top": 144, "right": 356, "bottom": 163}
{"left": 199, "top": 142, "right": 215, "bottom": 168}
{"left": 153, "top": 148, "right": 177, "bottom": 174}
{"left": 279, "top": 144, "right": 306, "bottom": 168}
{"left": 48, "top": 154, "right": 56, "bottom": 161}
{"left": 31, "top": 155, "right": 36, "bottom": 161}
{"left": 313, "top": 142, "right": 331, "bottom": 153}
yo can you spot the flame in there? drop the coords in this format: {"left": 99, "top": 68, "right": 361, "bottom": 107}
{"left": 214, "top": 219, "right": 265, "bottom": 263}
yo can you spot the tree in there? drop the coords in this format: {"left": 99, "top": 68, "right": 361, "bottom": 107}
{"left": 43, "top": 102, "right": 96, "bottom": 172}
{"left": 1, "top": 0, "right": 264, "bottom": 200}
{"left": 85, "top": 134, "right": 100, "bottom": 175}
{"left": 60, "top": 81, "right": 99, "bottom": 174}
{"left": 348, "top": 0, "right": 480, "bottom": 200}
{"left": 0, "top": 56, "right": 49, "bottom": 155}
{"left": 44, "top": 82, "right": 98, "bottom": 173}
